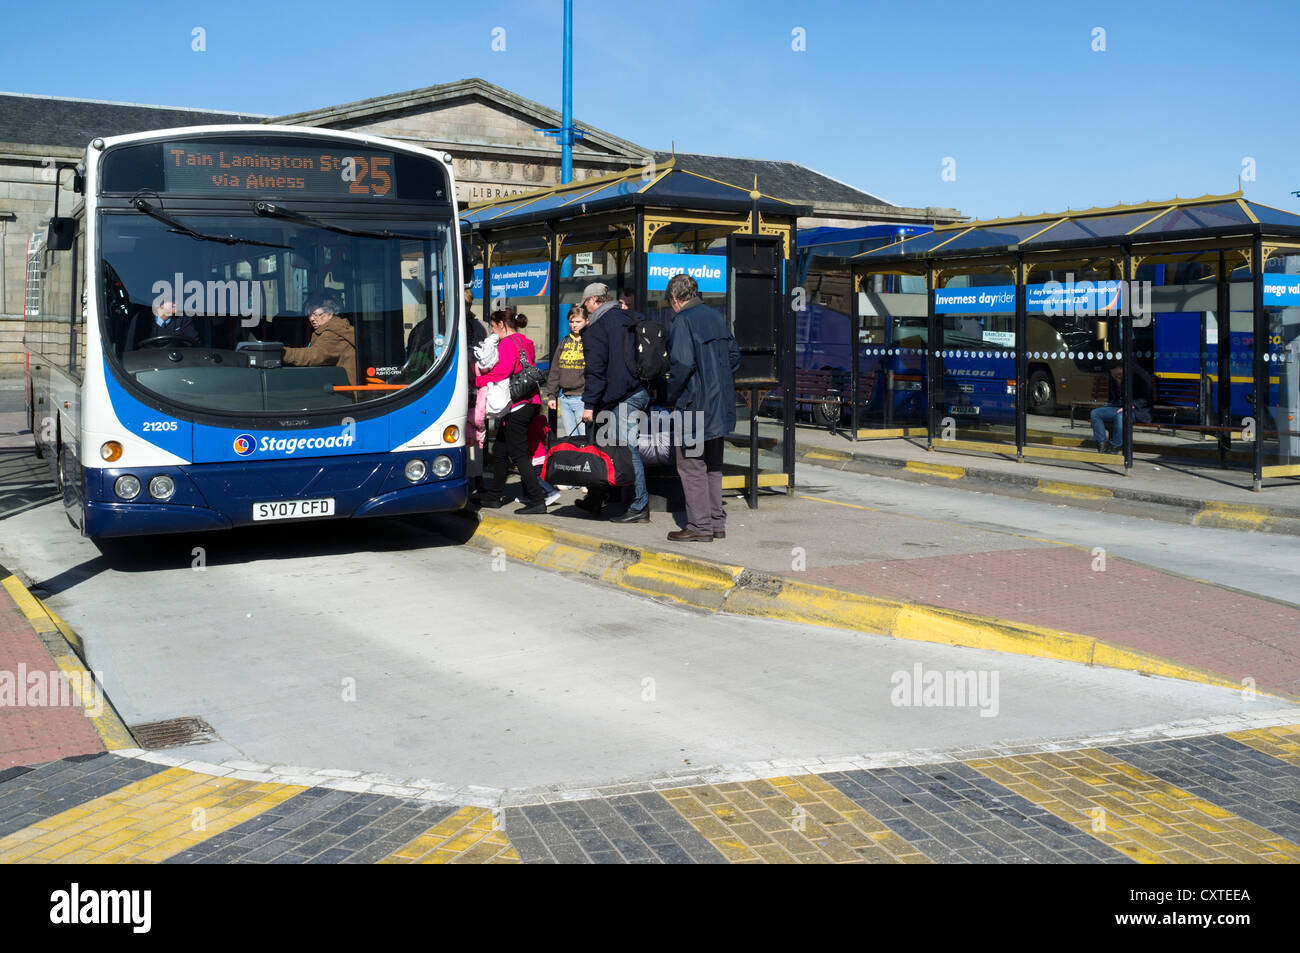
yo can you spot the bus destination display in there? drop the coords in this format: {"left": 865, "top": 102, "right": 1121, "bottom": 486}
{"left": 164, "top": 142, "right": 396, "bottom": 198}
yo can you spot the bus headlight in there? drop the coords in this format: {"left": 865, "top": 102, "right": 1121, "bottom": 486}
{"left": 443, "top": 425, "right": 459, "bottom": 443}
{"left": 100, "top": 441, "right": 123, "bottom": 462}
{"left": 405, "top": 459, "right": 428, "bottom": 483}
{"left": 114, "top": 475, "right": 142, "bottom": 500}
{"left": 148, "top": 475, "right": 176, "bottom": 501}
{"left": 431, "top": 455, "right": 453, "bottom": 478}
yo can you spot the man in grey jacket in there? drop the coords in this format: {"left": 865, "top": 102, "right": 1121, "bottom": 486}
{"left": 664, "top": 274, "right": 740, "bottom": 542}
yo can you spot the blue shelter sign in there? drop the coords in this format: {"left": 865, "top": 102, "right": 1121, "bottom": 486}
{"left": 646, "top": 253, "right": 726, "bottom": 293}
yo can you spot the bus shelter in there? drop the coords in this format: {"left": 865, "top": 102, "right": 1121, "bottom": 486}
{"left": 459, "top": 157, "right": 810, "bottom": 505}
{"left": 822, "top": 191, "right": 1300, "bottom": 490}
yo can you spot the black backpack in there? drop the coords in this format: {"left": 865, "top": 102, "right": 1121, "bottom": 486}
{"left": 625, "top": 316, "right": 670, "bottom": 383}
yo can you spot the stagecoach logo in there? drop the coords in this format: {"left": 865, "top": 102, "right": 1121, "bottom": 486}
{"left": 230, "top": 430, "right": 357, "bottom": 457}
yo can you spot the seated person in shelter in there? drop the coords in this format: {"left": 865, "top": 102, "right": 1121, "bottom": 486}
{"left": 129, "top": 298, "right": 198, "bottom": 348}
{"left": 1091, "top": 361, "right": 1153, "bottom": 453}
{"left": 281, "top": 298, "right": 357, "bottom": 386}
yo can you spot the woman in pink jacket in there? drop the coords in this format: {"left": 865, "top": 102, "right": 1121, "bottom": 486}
{"left": 475, "top": 310, "right": 547, "bottom": 513}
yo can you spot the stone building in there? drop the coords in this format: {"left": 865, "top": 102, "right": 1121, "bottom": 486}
{"left": 0, "top": 78, "right": 962, "bottom": 363}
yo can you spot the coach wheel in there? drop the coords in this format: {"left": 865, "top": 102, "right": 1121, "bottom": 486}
{"left": 813, "top": 395, "right": 842, "bottom": 430}
{"left": 1029, "top": 367, "right": 1056, "bottom": 416}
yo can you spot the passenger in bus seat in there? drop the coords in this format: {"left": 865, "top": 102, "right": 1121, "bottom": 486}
{"left": 281, "top": 298, "right": 357, "bottom": 386}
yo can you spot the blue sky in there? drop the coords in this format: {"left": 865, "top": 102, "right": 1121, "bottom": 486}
{"left": 3, "top": 0, "right": 1295, "bottom": 220}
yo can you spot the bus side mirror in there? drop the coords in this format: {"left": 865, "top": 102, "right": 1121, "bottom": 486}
{"left": 461, "top": 242, "right": 476, "bottom": 288}
{"left": 47, "top": 217, "right": 76, "bottom": 251}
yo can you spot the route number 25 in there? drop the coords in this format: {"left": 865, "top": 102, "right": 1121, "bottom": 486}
{"left": 346, "top": 156, "right": 392, "bottom": 196}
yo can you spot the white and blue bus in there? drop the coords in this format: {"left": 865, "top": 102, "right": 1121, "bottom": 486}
{"left": 24, "top": 125, "right": 468, "bottom": 537}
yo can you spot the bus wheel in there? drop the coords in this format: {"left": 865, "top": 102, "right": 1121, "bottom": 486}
{"left": 1029, "top": 368, "right": 1056, "bottom": 416}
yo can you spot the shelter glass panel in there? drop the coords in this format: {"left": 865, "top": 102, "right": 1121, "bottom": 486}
{"left": 487, "top": 234, "right": 552, "bottom": 360}
{"left": 858, "top": 274, "right": 928, "bottom": 431}
{"left": 929, "top": 223, "right": 1047, "bottom": 254}
{"left": 1140, "top": 203, "right": 1251, "bottom": 235}
{"left": 935, "top": 275, "right": 1016, "bottom": 450}
{"left": 1263, "top": 253, "right": 1300, "bottom": 470}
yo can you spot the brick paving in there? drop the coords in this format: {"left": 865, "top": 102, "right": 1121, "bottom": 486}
{"left": 0, "top": 583, "right": 105, "bottom": 768}
{"left": 799, "top": 547, "right": 1300, "bottom": 697}
{"left": 824, "top": 762, "right": 1131, "bottom": 864}
{"left": 0, "top": 730, "right": 1293, "bottom": 863}
{"left": 1100, "top": 733, "right": 1300, "bottom": 845}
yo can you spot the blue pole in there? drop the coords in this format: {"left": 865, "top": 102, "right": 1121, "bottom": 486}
{"left": 561, "top": 0, "right": 573, "bottom": 184}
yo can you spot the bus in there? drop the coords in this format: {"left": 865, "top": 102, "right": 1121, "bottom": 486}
{"left": 24, "top": 125, "right": 468, "bottom": 537}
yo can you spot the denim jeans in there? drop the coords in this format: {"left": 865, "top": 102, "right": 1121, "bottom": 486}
{"left": 616, "top": 388, "right": 651, "bottom": 512}
{"left": 557, "top": 391, "right": 586, "bottom": 437}
{"left": 1091, "top": 405, "right": 1122, "bottom": 448}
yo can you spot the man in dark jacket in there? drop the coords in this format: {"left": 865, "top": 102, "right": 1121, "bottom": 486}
{"left": 664, "top": 274, "right": 740, "bottom": 542}
{"left": 1091, "top": 361, "right": 1153, "bottom": 453}
{"left": 578, "top": 282, "right": 651, "bottom": 522}
{"left": 131, "top": 297, "right": 198, "bottom": 349}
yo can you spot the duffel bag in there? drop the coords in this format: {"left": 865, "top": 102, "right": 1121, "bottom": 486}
{"left": 543, "top": 434, "right": 635, "bottom": 487}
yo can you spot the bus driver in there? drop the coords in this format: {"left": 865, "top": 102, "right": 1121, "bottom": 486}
{"left": 281, "top": 298, "right": 357, "bottom": 385}
{"left": 131, "top": 297, "right": 198, "bottom": 348}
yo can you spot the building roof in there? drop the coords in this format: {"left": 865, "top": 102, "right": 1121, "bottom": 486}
{"left": 270, "top": 78, "right": 649, "bottom": 161}
{"left": 655, "top": 151, "right": 892, "bottom": 208}
{"left": 0, "top": 91, "right": 266, "bottom": 153}
{"left": 461, "top": 156, "right": 810, "bottom": 230}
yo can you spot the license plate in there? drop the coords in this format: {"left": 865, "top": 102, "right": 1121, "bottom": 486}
{"left": 252, "top": 498, "right": 336, "bottom": 521}
{"left": 949, "top": 405, "right": 980, "bottom": 416}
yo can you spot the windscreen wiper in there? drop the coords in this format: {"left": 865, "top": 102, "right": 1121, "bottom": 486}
{"left": 131, "top": 195, "right": 291, "bottom": 249}
{"left": 254, "top": 201, "right": 430, "bottom": 242}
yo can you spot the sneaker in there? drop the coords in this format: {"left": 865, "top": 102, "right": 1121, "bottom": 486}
{"left": 515, "top": 500, "right": 548, "bottom": 515}
{"left": 477, "top": 498, "right": 504, "bottom": 508}
{"left": 545, "top": 490, "right": 562, "bottom": 507}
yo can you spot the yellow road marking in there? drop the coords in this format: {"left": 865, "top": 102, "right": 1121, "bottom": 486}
{"left": 720, "top": 472, "right": 787, "bottom": 488}
{"left": 661, "top": 776, "right": 930, "bottom": 864}
{"left": 2, "top": 575, "right": 55, "bottom": 634}
{"left": 967, "top": 749, "right": 1300, "bottom": 864}
{"left": 0, "top": 767, "right": 304, "bottom": 863}
{"left": 1037, "top": 479, "right": 1115, "bottom": 500}
{"left": 379, "top": 805, "right": 519, "bottom": 864}
{"left": 803, "top": 449, "right": 852, "bottom": 461}
{"left": 905, "top": 460, "right": 966, "bottom": 479}
{"left": 1193, "top": 502, "right": 1271, "bottom": 531}
{"left": 1226, "top": 725, "right": 1300, "bottom": 767}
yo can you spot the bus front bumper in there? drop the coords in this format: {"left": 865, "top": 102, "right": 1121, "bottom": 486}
{"left": 84, "top": 449, "right": 467, "bottom": 538}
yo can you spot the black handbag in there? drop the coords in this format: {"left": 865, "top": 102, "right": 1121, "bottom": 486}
{"left": 508, "top": 350, "right": 546, "bottom": 402}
